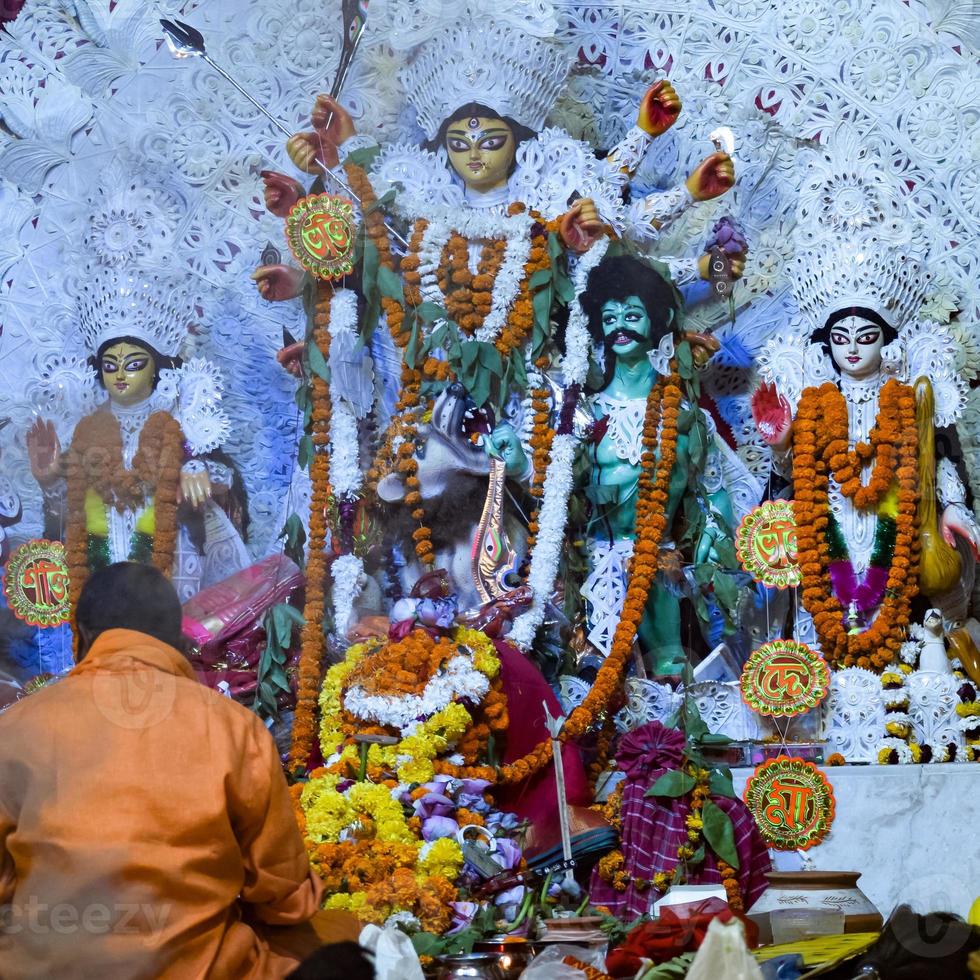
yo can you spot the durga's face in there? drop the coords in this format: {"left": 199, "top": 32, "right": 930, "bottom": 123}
{"left": 100, "top": 340, "right": 155, "bottom": 406}
{"left": 445, "top": 115, "right": 516, "bottom": 192}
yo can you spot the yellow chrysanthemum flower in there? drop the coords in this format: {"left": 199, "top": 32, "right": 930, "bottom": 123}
{"left": 418, "top": 837, "right": 464, "bottom": 881}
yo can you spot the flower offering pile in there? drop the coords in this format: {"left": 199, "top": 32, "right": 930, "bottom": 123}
{"left": 294, "top": 614, "right": 528, "bottom": 931}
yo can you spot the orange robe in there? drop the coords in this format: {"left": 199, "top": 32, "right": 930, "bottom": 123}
{"left": 0, "top": 628, "right": 327, "bottom": 979}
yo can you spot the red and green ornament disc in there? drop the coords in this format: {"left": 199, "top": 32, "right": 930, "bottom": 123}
{"left": 740, "top": 639, "right": 830, "bottom": 717}
{"left": 285, "top": 193, "right": 357, "bottom": 281}
{"left": 3, "top": 539, "right": 71, "bottom": 627}
{"left": 744, "top": 756, "right": 835, "bottom": 851}
{"left": 736, "top": 500, "right": 800, "bottom": 589}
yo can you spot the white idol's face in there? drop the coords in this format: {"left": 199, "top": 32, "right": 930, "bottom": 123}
{"left": 828, "top": 316, "right": 886, "bottom": 379}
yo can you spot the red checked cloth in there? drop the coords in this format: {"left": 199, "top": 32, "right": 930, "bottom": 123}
{"left": 589, "top": 721, "right": 771, "bottom": 920}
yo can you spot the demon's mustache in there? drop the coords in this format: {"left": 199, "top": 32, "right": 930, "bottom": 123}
{"left": 603, "top": 327, "right": 649, "bottom": 349}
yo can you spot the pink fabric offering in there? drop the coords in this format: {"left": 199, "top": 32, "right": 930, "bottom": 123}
{"left": 589, "top": 721, "right": 772, "bottom": 919}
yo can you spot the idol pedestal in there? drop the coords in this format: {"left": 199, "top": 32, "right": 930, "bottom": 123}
{"left": 733, "top": 763, "right": 980, "bottom": 919}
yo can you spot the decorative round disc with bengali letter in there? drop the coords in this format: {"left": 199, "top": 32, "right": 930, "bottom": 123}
{"left": 740, "top": 639, "right": 830, "bottom": 717}
{"left": 3, "top": 539, "right": 71, "bottom": 628}
{"left": 735, "top": 500, "right": 800, "bottom": 589}
{"left": 744, "top": 756, "right": 835, "bottom": 850}
{"left": 284, "top": 193, "right": 357, "bottom": 281}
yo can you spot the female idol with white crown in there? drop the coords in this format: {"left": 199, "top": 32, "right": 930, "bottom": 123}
{"left": 25, "top": 265, "right": 250, "bottom": 612}
{"left": 254, "top": 0, "right": 742, "bottom": 330}
{"left": 752, "top": 223, "right": 980, "bottom": 674}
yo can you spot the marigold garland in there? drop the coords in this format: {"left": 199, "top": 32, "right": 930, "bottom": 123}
{"left": 289, "top": 285, "right": 334, "bottom": 772}
{"left": 525, "top": 354, "right": 555, "bottom": 552}
{"left": 66, "top": 408, "right": 184, "bottom": 623}
{"left": 493, "top": 204, "right": 554, "bottom": 359}
{"left": 439, "top": 234, "right": 508, "bottom": 335}
{"left": 318, "top": 626, "right": 501, "bottom": 784}
{"left": 347, "top": 162, "right": 437, "bottom": 566}
{"left": 717, "top": 859, "right": 743, "bottom": 912}
{"left": 828, "top": 380, "right": 904, "bottom": 509}
{"left": 596, "top": 765, "right": 744, "bottom": 910}
{"left": 436, "top": 372, "right": 683, "bottom": 785}
{"left": 348, "top": 627, "right": 457, "bottom": 697}
{"left": 792, "top": 380, "right": 919, "bottom": 670}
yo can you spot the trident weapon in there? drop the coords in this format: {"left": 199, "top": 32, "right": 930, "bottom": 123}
{"left": 161, "top": 18, "right": 308, "bottom": 147}
{"left": 160, "top": 16, "right": 409, "bottom": 249}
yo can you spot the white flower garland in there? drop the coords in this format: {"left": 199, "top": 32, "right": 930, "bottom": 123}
{"left": 506, "top": 239, "right": 608, "bottom": 648}
{"left": 561, "top": 238, "right": 609, "bottom": 385}
{"left": 344, "top": 652, "right": 491, "bottom": 733}
{"left": 475, "top": 232, "right": 533, "bottom": 344}
{"left": 327, "top": 288, "right": 363, "bottom": 499}
{"left": 331, "top": 552, "right": 364, "bottom": 644}
{"left": 326, "top": 290, "right": 364, "bottom": 638}
{"left": 876, "top": 659, "right": 956, "bottom": 764}
{"left": 519, "top": 354, "right": 546, "bottom": 459}
{"left": 507, "top": 433, "right": 577, "bottom": 648}
{"left": 414, "top": 209, "right": 535, "bottom": 348}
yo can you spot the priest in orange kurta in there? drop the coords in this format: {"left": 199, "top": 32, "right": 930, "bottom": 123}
{"left": 0, "top": 562, "right": 343, "bottom": 979}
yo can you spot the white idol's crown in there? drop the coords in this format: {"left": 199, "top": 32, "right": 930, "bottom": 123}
{"left": 76, "top": 264, "right": 192, "bottom": 358}
{"left": 400, "top": 17, "right": 571, "bottom": 140}
{"left": 792, "top": 232, "right": 932, "bottom": 333}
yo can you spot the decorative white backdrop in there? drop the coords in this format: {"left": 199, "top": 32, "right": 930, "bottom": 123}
{"left": 1, "top": 0, "right": 978, "bottom": 559}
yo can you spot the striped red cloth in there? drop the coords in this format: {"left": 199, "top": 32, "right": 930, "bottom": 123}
{"left": 589, "top": 721, "right": 771, "bottom": 920}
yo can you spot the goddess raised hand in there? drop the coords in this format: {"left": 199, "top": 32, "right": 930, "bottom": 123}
{"left": 286, "top": 95, "right": 356, "bottom": 173}
{"left": 259, "top": 170, "right": 306, "bottom": 218}
{"left": 637, "top": 79, "right": 682, "bottom": 137}
{"left": 26, "top": 419, "right": 63, "bottom": 488}
{"left": 559, "top": 197, "right": 607, "bottom": 253}
{"left": 751, "top": 382, "right": 793, "bottom": 452}
{"left": 686, "top": 151, "right": 736, "bottom": 201}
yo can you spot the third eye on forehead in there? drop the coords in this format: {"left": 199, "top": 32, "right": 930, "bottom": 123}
{"left": 447, "top": 127, "right": 509, "bottom": 143}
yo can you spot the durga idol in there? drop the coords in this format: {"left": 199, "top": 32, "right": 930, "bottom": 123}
{"left": 255, "top": 1, "right": 739, "bottom": 329}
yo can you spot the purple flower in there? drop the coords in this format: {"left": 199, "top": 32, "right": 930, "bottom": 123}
{"left": 416, "top": 595, "right": 458, "bottom": 629}
{"left": 453, "top": 778, "right": 492, "bottom": 812}
{"left": 448, "top": 902, "right": 479, "bottom": 934}
{"left": 422, "top": 815, "right": 460, "bottom": 841}
{"left": 409, "top": 776, "right": 453, "bottom": 803}
{"left": 493, "top": 838, "right": 522, "bottom": 871}
{"left": 705, "top": 216, "right": 747, "bottom": 256}
{"left": 494, "top": 885, "right": 526, "bottom": 921}
{"left": 458, "top": 778, "right": 491, "bottom": 796}
{"left": 414, "top": 792, "right": 456, "bottom": 819}
{"left": 458, "top": 793, "right": 491, "bottom": 814}
{"left": 485, "top": 811, "right": 521, "bottom": 835}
